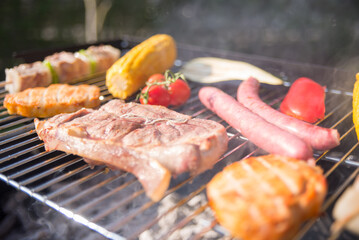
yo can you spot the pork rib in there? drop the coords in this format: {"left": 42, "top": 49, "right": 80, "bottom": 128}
{"left": 34, "top": 100, "right": 228, "bottom": 201}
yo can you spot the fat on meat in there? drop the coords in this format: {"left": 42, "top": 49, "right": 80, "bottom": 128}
{"left": 34, "top": 100, "right": 228, "bottom": 201}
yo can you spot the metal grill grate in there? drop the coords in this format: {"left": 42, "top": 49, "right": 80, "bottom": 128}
{"left": 1, "top": 42, "right": 358, "bottom": 240}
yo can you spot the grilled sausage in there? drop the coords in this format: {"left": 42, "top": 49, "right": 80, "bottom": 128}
{"left": 237, "top": 77, "right": 340, "bottom": 150}
{"left": 199, "top": 86, "right": 313, "bottom": 160}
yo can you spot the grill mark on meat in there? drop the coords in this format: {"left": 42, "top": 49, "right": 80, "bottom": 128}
{"left": 56, "top": 84, "right": 66, "bottom": 103}
{"left": 118, "top": 113, "right": 189, "bottom": 125}
{"left": 241, "top": 160, "right": 276, "bottom": 195}
{"left": 29, "top": 88, "right": 37, "bottom": 107}
{"left": 39, "top": 87, "right": 48, "bottom": 108}
{"left": 256, "top": 156, "right": 300, "bottom": 195}
{"left": 23, "top": 88, "right": 31, "bottom": 105}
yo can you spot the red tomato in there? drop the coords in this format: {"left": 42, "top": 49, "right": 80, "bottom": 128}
{"left": 280, "top": 77, "right": 326, "bottom": 123}
{"left": 139, "top": 85, "right": 170, "bottom": 107}
{"left": 147, "top": 73, "right": 165, "bottom": 84}
{"left": 168, "top": 79, "right": 191, "bottom": 106}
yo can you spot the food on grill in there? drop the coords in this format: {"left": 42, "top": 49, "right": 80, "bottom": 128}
{"left": 140, "top": 81, "right": 171, "bottom": 107}
{"left": 207, "top": 154, "right": 327, "bottom": 240}
{"left": 237, "top": 77, "right": 340, "bottom": 150}
{"left": 76, "top": 45, "right": 121, "bottom": 73}
{"left": 352, "top": 73, "right": 359, "bottom": 141}
{"left": 5, "top": 45, "right": 120, "bottom": 94}
{"left": 34, "top": 100, "right": 228, "bottom": 201}
{"left": 139, "top": 71, "right": 191, "bottom": 107}
{"left": 5, "top": 61, "right": 52, "bottom": 94}
{"left": 106, "top": 34, "right": 177, "bottom": 99}
{"left": 332, "top": 175, "right": 359, "bottom": 236}
{"left": 44, "top": 51, "right": 90, "bottom": 84}
{"left": 180, "top": 57, "right": 283, "bottom": 85}
{"left": 280, "top": 77, "right": 326, "bottom": 123}
{"left": 199, "top": 86, "right": 313, "bottom": 160}
{"left": 4, "top": 84, "right": 101, "bottom": 118}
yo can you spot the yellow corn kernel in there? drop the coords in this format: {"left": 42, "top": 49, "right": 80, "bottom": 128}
{"left": 353, "top": 73, "right": 359, "bottom": 141}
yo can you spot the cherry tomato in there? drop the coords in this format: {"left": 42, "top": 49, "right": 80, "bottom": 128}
{"left": 280, "top": 77, "right": 325, "bottom": 123}
{"left": 139, "top": 85, "right": 170, "bottom": 107}
{"left": 147, "top": 73, "right": 165, "bottom": 84}
{"left": 168, "top": 79, "right": 191, "bottom": 106}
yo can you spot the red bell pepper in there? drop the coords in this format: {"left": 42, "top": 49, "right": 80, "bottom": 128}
{"left": 280, "top": 77, "right": 326, "bottom": 123}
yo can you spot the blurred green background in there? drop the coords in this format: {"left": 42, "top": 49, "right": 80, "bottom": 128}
{"left": 0, "top": 0, "right": 358, "bottom": 80}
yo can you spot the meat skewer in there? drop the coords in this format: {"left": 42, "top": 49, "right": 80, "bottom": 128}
{"left": 199, "top": 86, "right": 313, "bottom": 160}
{"left": 237, "top": 77, "right": 340, "bottom": 150}
{"left": 3, "top": 45, "right": 120, "bottom": 94}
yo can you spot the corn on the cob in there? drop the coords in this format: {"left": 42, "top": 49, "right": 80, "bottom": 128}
{"left": 106, "top": 34, "right": 177, "bottom": 99}
{"left": 353, "top": 73, "right": 359, "bottom": 141}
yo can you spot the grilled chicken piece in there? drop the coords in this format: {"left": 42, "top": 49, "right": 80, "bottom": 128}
{"left": 4, "top": 84, "right": 100, "bottom": 118}
{"left": 207, "top": 154, "right": 327, "bottom": 240}
{"left": 5, "top": 61, "right": 52, "bottom": 94}
{"left": 34, "top": 100, "right": 228, "bottom": 201}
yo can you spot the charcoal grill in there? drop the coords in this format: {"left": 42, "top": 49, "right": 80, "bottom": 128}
{"left": 1, "top": 38, "right": 359, "bottom": 240}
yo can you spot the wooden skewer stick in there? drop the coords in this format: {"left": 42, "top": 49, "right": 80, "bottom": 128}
{"left": 0, "top": 81, "right": 10, "bottom": 88}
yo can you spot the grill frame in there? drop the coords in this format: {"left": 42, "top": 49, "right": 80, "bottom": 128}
{"left": 1, "top": 39, "right": 359, "bottom": 239}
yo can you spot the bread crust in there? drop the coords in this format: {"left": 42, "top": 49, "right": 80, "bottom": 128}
{"left": 207, "top": 154, "right": 327, "bottom": 240}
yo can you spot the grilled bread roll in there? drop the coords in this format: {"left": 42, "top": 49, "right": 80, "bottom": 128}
{"left": 207, "top": 154, "right": 327, "bottom": 240}
{"left": 4, "top": 84, "right": 100, "bottom": 118}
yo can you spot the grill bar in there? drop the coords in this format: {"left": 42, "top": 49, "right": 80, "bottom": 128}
{"left": 294, "top": 167, "right": 359, "bottom": 240}
{"left": 1, "top": 130, "right": 36, "bottom": 146}
{"left": 45, "top": 166, "right": 109, "bottom": 200}
{"left": 0, "top": 123, "right": 35, "bottom": 140}
{"left": 127, "top": 183, "right": 208, "bottom": 239}
{"left": 0, "top": 150, "right": 55, "bottom": 172}
{"left": 0, "top": 117, "right": 34, "bottom": 131}
{"left": 74, "top": 175, "right": 136, "bottom": 214}
{"left": 31, "top": 164, "right": 90, "bottom": 192}
{"left": 0, "top": 173, "right": 126, "bottom": 240}
{"left": 0, "top": 143, "right": 44, "bottom": 163}
{"left": 160, "top": 203, "right": 210, "bottom": 240}
{"left": 7, "top": 153, "right": 70, "bottom": 180}
{"left": 1, "top": 136, "right": 41, "bottom": 153}
{"left": 59, "top": 172, "right": 125, "bottom": 206}
{"left": 90, "top": 187, "right": 145, "bottom": 223}
{"left": 324, "top": 142, "right": 358, "bottom": 178}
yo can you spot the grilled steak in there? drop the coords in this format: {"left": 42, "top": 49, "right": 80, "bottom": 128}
{"left": 34, "top": 100, "right": 228, "bottom": 201}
